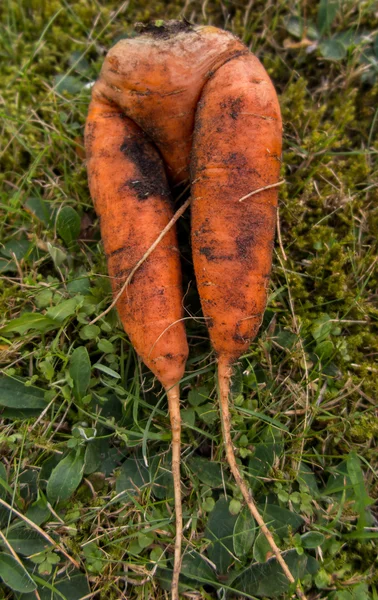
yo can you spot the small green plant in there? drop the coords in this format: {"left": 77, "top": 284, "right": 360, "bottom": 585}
{"left": 284, "top": 0, "right": 378, "bottom": 82}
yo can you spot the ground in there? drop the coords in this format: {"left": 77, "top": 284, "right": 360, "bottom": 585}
{"left": 0, "top": 1, "right": 377, "bottom": 599}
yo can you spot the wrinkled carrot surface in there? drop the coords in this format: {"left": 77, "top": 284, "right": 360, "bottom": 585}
{"left": 85, "top": 20, "right": 306, "bottom": 600}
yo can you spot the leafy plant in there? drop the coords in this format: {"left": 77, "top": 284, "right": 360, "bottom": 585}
{"left": 284, "top": 0, "right": 378, "bottom": 81}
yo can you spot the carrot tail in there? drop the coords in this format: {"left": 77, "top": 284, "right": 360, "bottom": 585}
{"left": 166, "top": 384, "right": 183, "bottom": 600}
{"left": 217, "top": 357, "right": 308, "bottom": 600}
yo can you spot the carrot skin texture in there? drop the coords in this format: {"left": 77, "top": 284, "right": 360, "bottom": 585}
{"left": 85, "top": 97, "right": 188, "bottom": 390}
{"left": 92, "top": 24, "right": 247, "bottom": 185}
{"left": 191, "top": 54, "right": 282, "bottom": 363}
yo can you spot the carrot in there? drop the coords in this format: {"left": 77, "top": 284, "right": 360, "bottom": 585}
{"left": 85, "top": 20, "right": 306, "bottom": 600}
{"left": 84, "top": 96, "right": 188, "bottom": 598}
{"left": 191, "top": 52, "right": 306, "bottom": 600}
{"left": 191, "top": 52, "right": 281, "bottom": 362}
{"left": 85, "top": 23, "right": 247, "bottom": 597}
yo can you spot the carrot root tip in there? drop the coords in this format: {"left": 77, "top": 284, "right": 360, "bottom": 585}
{"left": 166, "top": 384, "right": 183, "bottom": 600}
{"left": 217, "top": 359, "right": 308, "bottom": 600}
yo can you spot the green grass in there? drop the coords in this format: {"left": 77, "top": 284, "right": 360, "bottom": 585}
{"left": 0, "top": 0, "right": 377, "bottom": 599}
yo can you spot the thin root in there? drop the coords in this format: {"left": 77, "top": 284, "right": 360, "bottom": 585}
{"left": 166, "top": 384, "right": 183, "bottom": 600}
{"left": 217, "top": 357, "right": 308, "bottom": 600}
{"left": 238, "top": 179, "right": 285, "bottom": 202}
{"left": 276, "top": 205, "right": 287, "bottom": 261}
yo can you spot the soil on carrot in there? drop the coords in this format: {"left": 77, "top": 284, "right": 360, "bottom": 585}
{"left": 135, "top": 19, "right": 194, "bottom": 38}
{"left": 120, "top": 136, "right": 170, "bottom": 200}
{"left": 0, "top": 2, "right": 377, "bottom": 600}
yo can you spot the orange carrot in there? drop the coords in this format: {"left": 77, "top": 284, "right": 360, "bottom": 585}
{"left": 191, "top": 50, "right": 306, "bottom": 600}
{"left": 85, "top": 23, "right": 248, "bottom": 596}
{"left": 85, "top": 96, "right": 188, "bottom": 598}
{"left": 191, "top": 53, "right": 282, "bottom": 363}
{"left": 85, "top": 20, "right": 306, "bottom": 600}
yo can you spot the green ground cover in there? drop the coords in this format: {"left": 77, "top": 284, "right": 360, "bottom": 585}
{"left": 0, "top": 0, "right": 377, "bottom": 598}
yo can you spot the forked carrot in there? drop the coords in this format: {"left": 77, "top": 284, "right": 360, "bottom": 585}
{"left": 85, "top": 20, "right": 306, "bottom": 600}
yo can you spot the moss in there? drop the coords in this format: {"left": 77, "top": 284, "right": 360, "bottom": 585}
{"left": 348, "top": 414, "right": 378, "bottom": 443}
